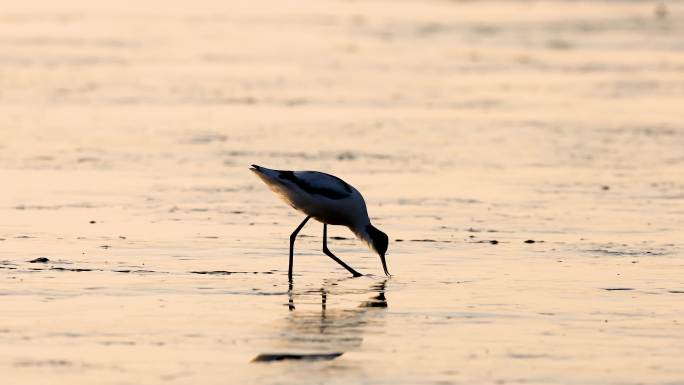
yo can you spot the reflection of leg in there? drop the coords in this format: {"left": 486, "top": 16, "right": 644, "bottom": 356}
{"left": 320, "top": 288, "right": 328, "bottom": 334}
{"left": 321, "top": 288, "right": 327, "bottom": 311}
{"left": 322, "top": 224, "right": 363, "bottom": 277}
{"left": 289, "top": 216, "right": 311, "bottom": 282}
{"left": 288, "top": 282, "right": 295, "bottom": 311}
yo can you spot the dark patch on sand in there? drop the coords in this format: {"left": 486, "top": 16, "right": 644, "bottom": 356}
{"left": 51, "top": 267, "right": 93, "bottom": 272}
{"left": 190, "top": 270, "right": 274, "bottom": 275}
{"left": 252, "top": 352, "right": 343, "bottom": 362}
{"left": 29, "top": 257, "right": 50, "bottom": 263}
{"left": 470, "top": 239, "right": 499, "bottom": 244}
{"left": 15, "top": 265, "right": 161, "bottom": 274}
{"left": 585, "top": 244, "right": 667, "bottom": 257}
{"left": 409, "top": 238, "right": 455, "bottom": 244}
{"left": 191, "top": 270, "right": 234, "bottom": 275}
{"left": 602, "top": 288, "right": 634, "bottom": 291}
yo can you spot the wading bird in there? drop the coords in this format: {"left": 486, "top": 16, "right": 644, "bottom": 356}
{"left": 250, "top": 165, "right": 389, "bottom": 280}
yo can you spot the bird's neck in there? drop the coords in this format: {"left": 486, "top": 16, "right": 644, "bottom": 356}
{"left": 350, "top": 222, "right": 372, "bottom": 247}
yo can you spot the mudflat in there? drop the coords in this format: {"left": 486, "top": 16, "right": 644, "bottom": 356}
{"left": 1, "top": 1, "right": 683, "bottom": 384}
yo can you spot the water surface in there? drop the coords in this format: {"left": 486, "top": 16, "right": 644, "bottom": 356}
{"left": 1, "top": 0, "right": 683, "bottom": 384}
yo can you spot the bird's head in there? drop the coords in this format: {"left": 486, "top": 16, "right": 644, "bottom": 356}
{"left": 364, "top": 224, "right": 390, "bottom": 277}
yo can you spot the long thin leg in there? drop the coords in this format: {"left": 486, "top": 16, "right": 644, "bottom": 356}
{"left": 289, "top": 216, "right": 311, "bottom": 282}
{"left": 323, "top": 224, "right": 363, "bottom": 277}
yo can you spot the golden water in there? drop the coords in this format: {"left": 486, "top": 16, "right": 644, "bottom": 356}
{"left": 1, "top": 1, "right": 683, "bottom": 384}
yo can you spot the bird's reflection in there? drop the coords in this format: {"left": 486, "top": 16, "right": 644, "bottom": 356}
{"left": 254, "top": 280, "right": 388, "bottom": 362}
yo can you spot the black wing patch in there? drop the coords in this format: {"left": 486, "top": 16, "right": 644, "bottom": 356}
{"left": 277, "top": 171, "right": 352, "bottom": 200}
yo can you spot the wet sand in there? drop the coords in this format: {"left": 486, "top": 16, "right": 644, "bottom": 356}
{"left": 1, "top": 0, "right": 684, "bottom": 384}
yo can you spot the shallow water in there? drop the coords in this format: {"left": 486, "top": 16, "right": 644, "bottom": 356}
{"left": 1, "top": 0, "right": 684, "bottom": 384}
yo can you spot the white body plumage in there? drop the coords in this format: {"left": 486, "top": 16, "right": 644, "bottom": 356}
{"left": 252, "top": 167, "right": 367, "bottom": 228}
{"left": 250, "top": 164, "right": 390, "bottom": 277}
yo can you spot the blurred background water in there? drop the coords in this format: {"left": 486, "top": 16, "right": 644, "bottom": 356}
{"left": 1, "top": 1, "right": 683, "bottom": 384}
